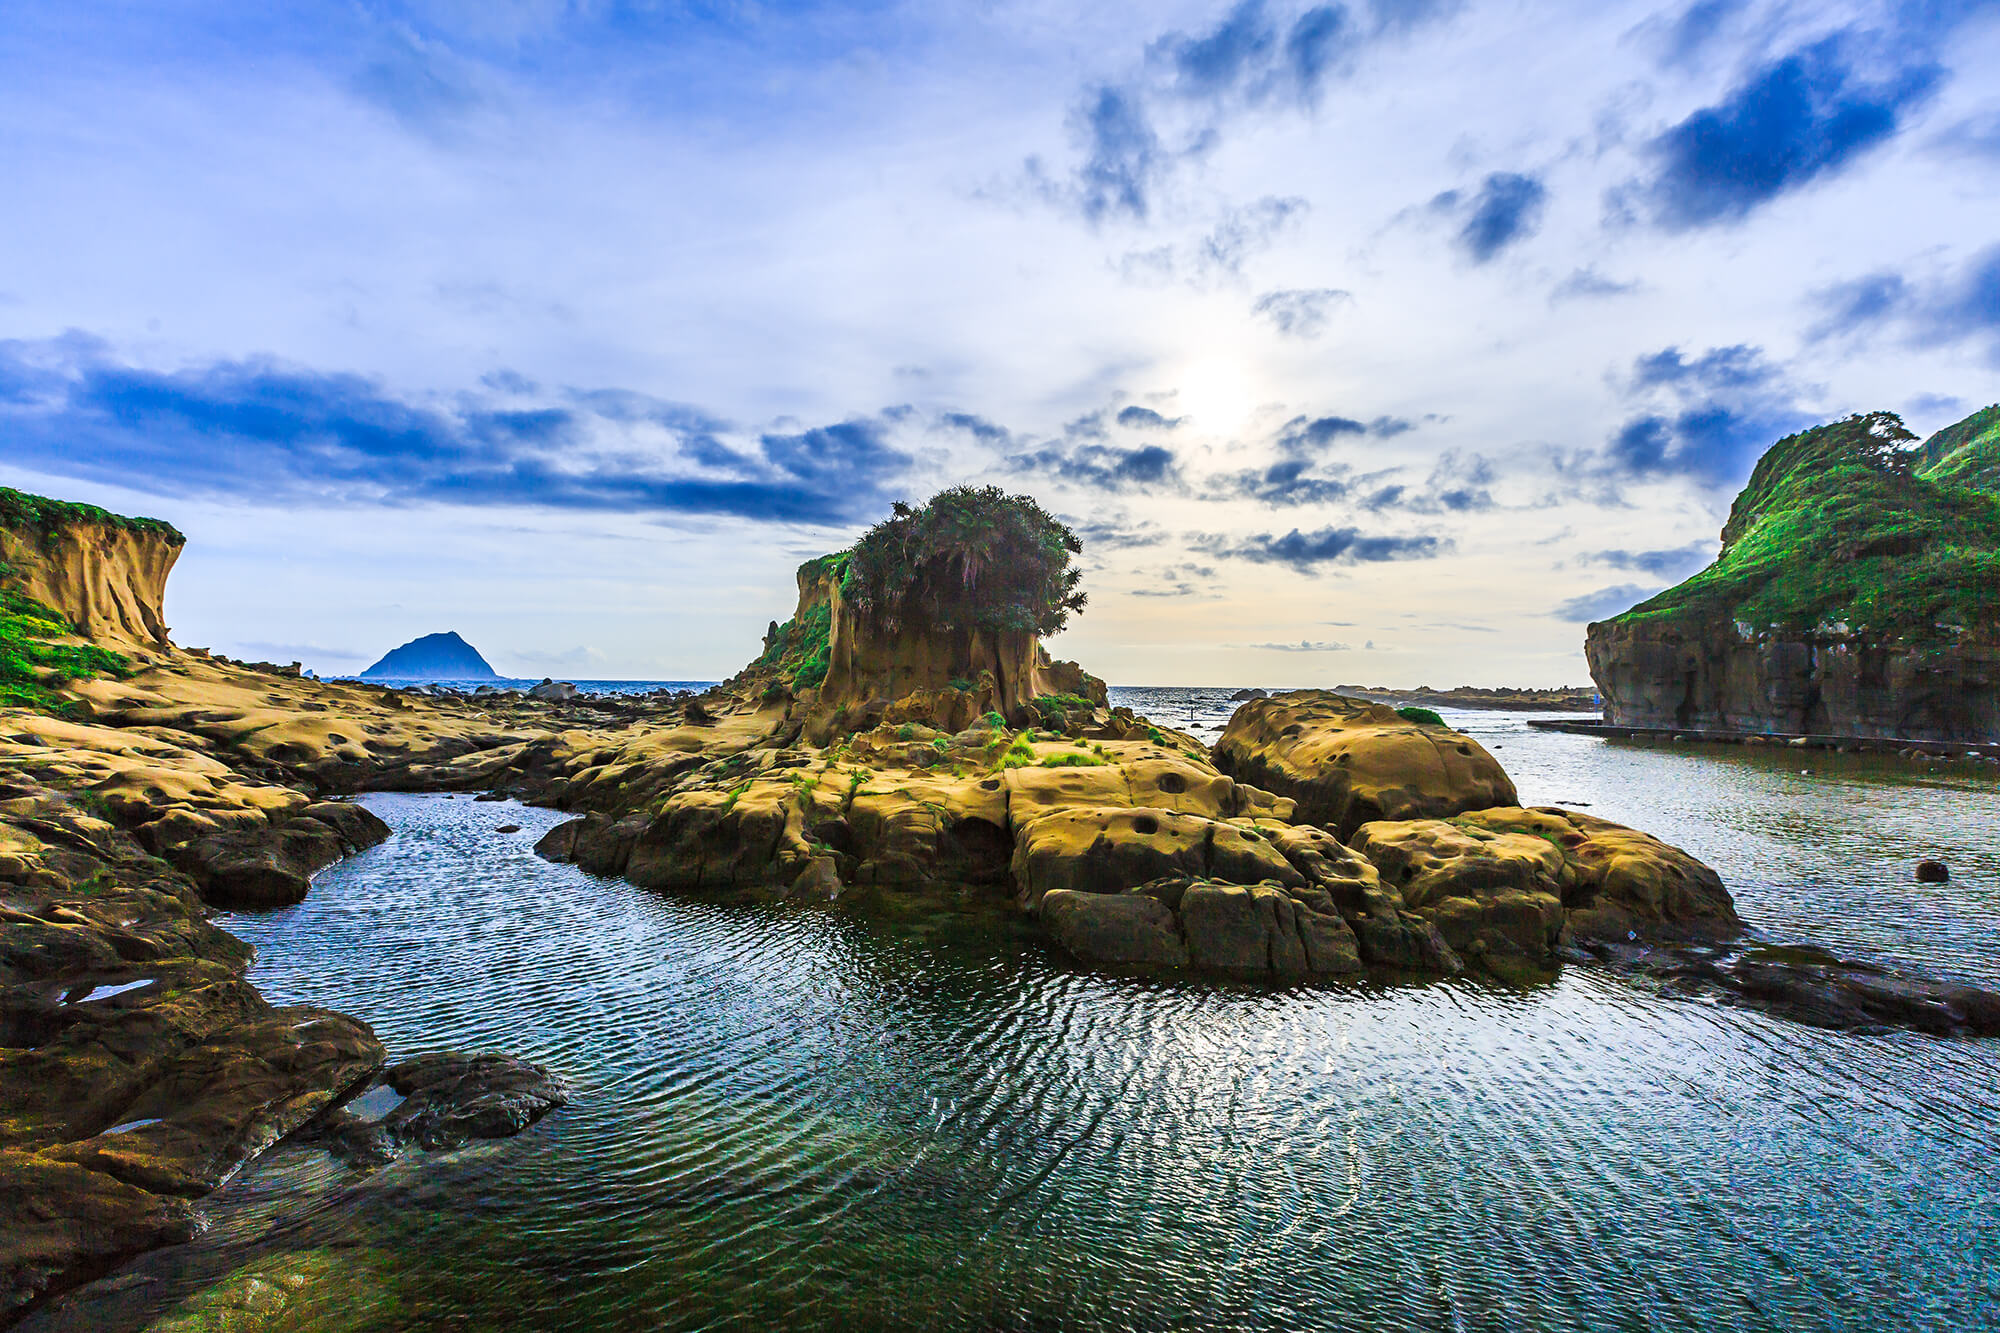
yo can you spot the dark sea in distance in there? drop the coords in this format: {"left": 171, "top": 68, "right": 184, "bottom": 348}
{"left": 25, "top": 683, "right": 1999, "bottom": 1333}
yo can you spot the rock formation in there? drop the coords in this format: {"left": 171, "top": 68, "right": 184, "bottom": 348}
{"left": 359, "top": 631, "right": 501, "bottom": 681}
{"left": 1211, "top": 691, "right": 1518, "bottom": 837}
{"left": 1586, "top": 408, "right": 2000, "bottom": 741}
{"left": 0, "top": 489, "right": 183, "bottom": 650}
{"left": 7, "top": 480, "right": 1996, "bottom": 1320}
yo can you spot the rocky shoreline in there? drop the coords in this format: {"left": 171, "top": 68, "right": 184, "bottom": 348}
{"left": 5, "top": 488, "right": 1998, "bottom": 1322}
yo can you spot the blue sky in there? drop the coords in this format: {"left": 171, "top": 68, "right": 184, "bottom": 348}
{"left": 2, "top": 0, "right": 1996, "bottom": 684}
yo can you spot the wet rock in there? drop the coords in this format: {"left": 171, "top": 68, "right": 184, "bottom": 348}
{"left": 1916, "top": 859, "right": 1949, "bottom": 883}
{"left": 1212, "top": 690, "right": 1517, "bottom": 838}
{"left": 310, "top": 1052, "right": 565, "bottom": 1163}
{"left": 495, "top": 824, "right": 521, "bottom": 835}
{"left": 1579, "top": 939, "right": 2000, "bottom": 1038}
{"left": 172, "top": 803, "right": 389, "bottom": 910}
{"left": 1346, "top": 806, "right": 1740, "bottom": 965}
{"left": 1228, "top": 688, "right": 1267, "bottom": 701}
{"left": 1041, "top": 889, "right": 1187, "bottom": 967}
{"left": 529, "top": 679, "right": 578, "bottom": 703}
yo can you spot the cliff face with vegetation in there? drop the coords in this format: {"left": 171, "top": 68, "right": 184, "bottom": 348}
{"left": 1585, "top": 409, "right": 2000, "bottom": 741}
{"left": 0, "top": 489, "right": 184, "bottom": 650}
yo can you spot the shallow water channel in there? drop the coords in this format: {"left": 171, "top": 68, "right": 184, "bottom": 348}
{"left": 27, "top": 698, "right": 2000, "bottom": 1332}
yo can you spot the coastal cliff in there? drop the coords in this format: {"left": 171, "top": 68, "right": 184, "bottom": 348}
{"left": 1585, "top": 408, "right": 2000, "bottom": 741}
{"left": 0, "top": 490, "right": 183, "bottom": 649}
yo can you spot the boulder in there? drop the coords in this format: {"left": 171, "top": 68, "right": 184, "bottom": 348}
{"left": 1345, "top": 807, "right": 1740, "bottom": 968}
{"left": 1212, "top": 690, "right": 1517, "bottom": 837}
{"left": 1346, "top": 818, "right": 1567, "bottom": 966}
{"left": 530, "top": 679, "right": 579, "bottom": 703}
{"left": 1010, "top": 807, "right": 1301, "bottom": 907}
{"left": 1041, "top": 889, "right": 1187, "bottom": 967}
{"left": 173, "top": 803, "right": 389, "bottom": 909}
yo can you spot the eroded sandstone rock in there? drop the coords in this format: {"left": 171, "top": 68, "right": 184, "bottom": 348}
{"left": 1212, "top": 691, "right": 1517, "bottom": 837}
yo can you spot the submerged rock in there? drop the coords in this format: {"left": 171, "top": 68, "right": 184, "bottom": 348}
{"left": 306, "top": 1051, "right": 566, "bottom": 1164}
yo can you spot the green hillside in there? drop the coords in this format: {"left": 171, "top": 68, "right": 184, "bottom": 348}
{"left": 1607, "top": 407, "right": 2000, "bottom": 641}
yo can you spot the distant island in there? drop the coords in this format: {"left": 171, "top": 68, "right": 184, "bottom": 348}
{"left": 1587, "top": 405, "right": 1999, "bottom": 742}
{"left": 360, "top": 631, "right": 500, "bottom": 681}
{"left": 1332, "top": 684, "right": 1598, "bottom": 713}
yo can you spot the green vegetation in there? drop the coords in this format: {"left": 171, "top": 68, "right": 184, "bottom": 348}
{"left": 1030, "top": 692, "right": 1093, "bottom": 726}
{"left": 1610, "top": 409, "right": 2000, "bottom": 641}
{"left": 895, "top": 723, "right": 916, "bottom": 741}
{"left": 1915, "top": 403, "right": 2000, "bottom": 493}
{"left": 1396, "top": 706, "right": 1447, "bottom": 728}
{"left": 0, "top": 487, "right": 185, "bottom": 544}
{"left": 758, "top": 597, "right": 834, "bottom": 691}
{"left": 988, "top": 732, "right": 1038, "bottom": 772}
{"left": 1, "top": 587, "right": 134, "bottom": 711}
{"left": 1039, "top": 751, "right": 1108, "bottom": 768}
{"left": 843, "top": 486, "right": 1086, "bottom": 639}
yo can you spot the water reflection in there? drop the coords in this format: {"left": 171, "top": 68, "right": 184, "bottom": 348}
{"left": 24, "top": 711, "right": 2000, "bottom": 1333}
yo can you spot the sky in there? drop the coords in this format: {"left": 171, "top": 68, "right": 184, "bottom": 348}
{"left": 2, "top": 0, "right": 1996, "bottom": 686}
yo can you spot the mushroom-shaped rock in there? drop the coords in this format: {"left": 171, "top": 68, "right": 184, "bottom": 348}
{"left": 1212, "top": 691, "right": 1517, "bottom": 838}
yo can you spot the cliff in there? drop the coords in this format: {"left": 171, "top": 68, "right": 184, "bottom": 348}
{"left": 360, "top": 631, "right": 500, "bottom": 681}
{"left": 1585, "top": 409, "right": 2000, "bottom": 741}
{"left": 0, "top": 488, "right": 183, "bottom": 649}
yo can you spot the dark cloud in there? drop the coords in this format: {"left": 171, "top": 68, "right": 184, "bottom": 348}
{"left": 1551, "top": 267, "right": 1640, "bottom": 304}
{"left": 1229, "top": 457, "right": 1352, "bottom": 506}
{"left": 1582, "top": 541, "right": 1716, "bottom": 578}
{"left": 1154, "top": 0, "right": 1277, "bottom": 99}
{"left": 1067, "top": 85, "right": 1165, "bottom": 222}
{"left": 1597, "top": 344, "right": 1816, "bottom": 484}
{"left": 1009, "top": 441, "right": 1183, "bottom": 491}
{"left": 1252, "top": 287, "right": 1353, "bottom": 337}
{"left": 1807, "top": 244, "right": 2000, "bottom": 363}
{"left": 938, "top": 411, "right": 1014, "bottom": 445}
{"left": 1116, "top": 405, "right": 1184, "bottom": 429}
{"left": 1199, "top": 525, "right": 1446, "bottom": 570}
{"left": 1286, "top": 6, "right": 1356, "bottom": 93}
{"left": 1450, "top": 172, "right": 1548, "bottom": 262}
{"left": 1622, "top": 33, "right": 1942, "bottom": 230}
{"left": 1041, "top": 0, "right": 1455, "bottom": 221}
{"left": 0, "top": 335, "right": 910, "bottom": 524}
{"left": 1067, "top": 517, "right": 1167, "bottom": 551}
{"left": 1553, "top": 583, "right": 1660, "bottom": 622}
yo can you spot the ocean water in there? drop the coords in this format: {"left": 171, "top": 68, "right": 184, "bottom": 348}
{"left": 25, "top": 693, "right": 2000, "bottom": 1333}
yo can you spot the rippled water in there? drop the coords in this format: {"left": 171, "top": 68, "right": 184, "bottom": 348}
{"left": 29, "top": 697, "right": 2000, "bottom": 1333}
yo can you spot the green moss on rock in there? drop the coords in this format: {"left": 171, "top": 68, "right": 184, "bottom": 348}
{"left": 0, "top": 587, "right": 133, "bottom": 711}
{"left": 0, "top": 486, "right": 185, "bottom": 545}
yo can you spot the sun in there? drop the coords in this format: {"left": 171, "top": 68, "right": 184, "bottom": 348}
{"left": 1170, "top": 359, "right": 1261, "bottom": 436}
